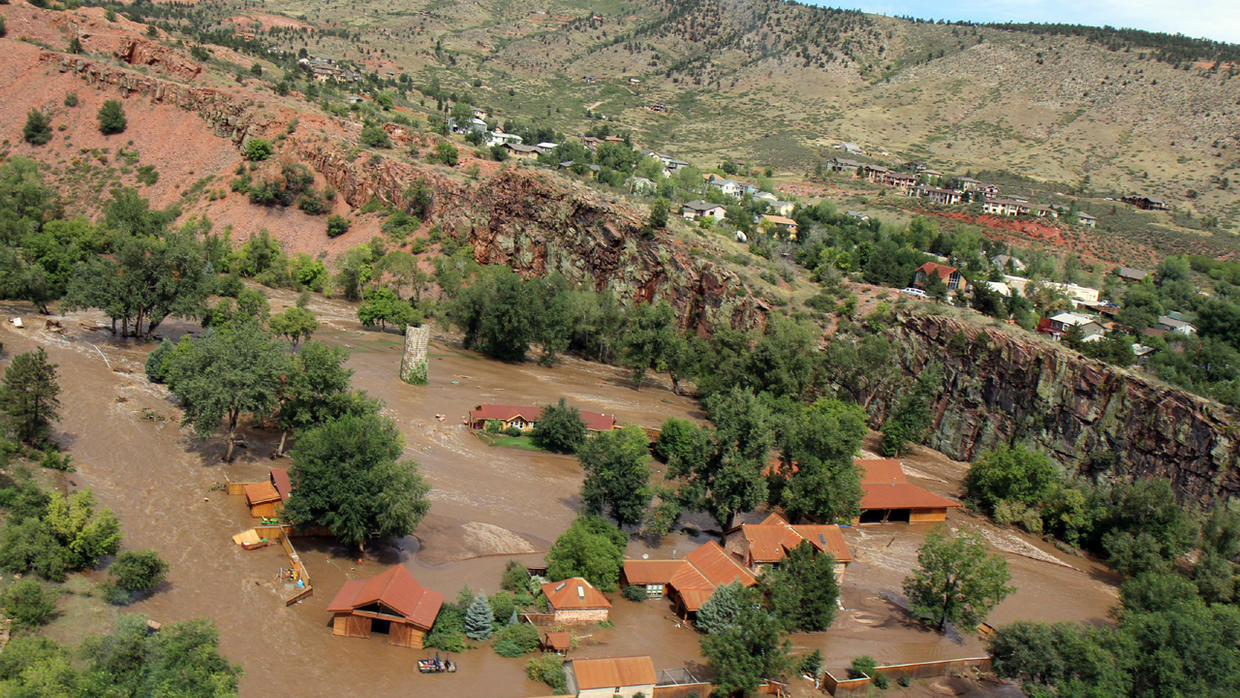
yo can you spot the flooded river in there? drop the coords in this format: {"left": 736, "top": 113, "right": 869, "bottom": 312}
{"left": 0, "top": 294, "right": 1119, "bottom": 696}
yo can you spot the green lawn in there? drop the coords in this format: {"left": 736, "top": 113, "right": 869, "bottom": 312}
{"left": 477, "top": 433, "right": 545, "bottom": 451}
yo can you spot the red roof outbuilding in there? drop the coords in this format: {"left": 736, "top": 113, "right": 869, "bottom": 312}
{"left": 326, "top": 566, "right": 444, "bottom": 631}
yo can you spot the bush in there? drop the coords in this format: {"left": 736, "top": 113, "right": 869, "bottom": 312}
{"left": 2, "top": 579, "right": 57, "bottom": 629}
{"left": 97, "top": 99, "right": 127, "bottom": 135}
{"left": 531, "top": 398, "right": 587, "bottom": 454}
{"left": 424, "top": 605, "right": 465, "bottom": 651}
{"left": 243, "top": 138, "right": 273, "bottom": 161}
{"left": 434, "top": 141, "right": 459, "bottom": 166}
{"left": 326, "top": 215, "right": 350, "bottom": 238}
{"left": 110, "top": 550, "right": 168, "bottom": 592}
{"left": 64, "top": 93, "right": 78, "bottom": 107}
{"left": 849, "top": 655, "right": 876, "bottom": 679}
{"left": 503, "top": 425, "right": 523, "bottom": 437}
{"left": 145, "top": 338, "right": 175, "bottom": 383}
{"left": 492, "top": 622, "right": 540, "bottom": 657}
{"left": 360, "top": 124, "right": 392, "bottom": 149}
{"left": 23, "top": 110, "right": 52, "bottom": 145}
{"left": 622, "top": 584, "right": 647, "bottom": 602}
{"left": 489, "top": 590, "right": 516, "bottom": 626}
{"left": 526, "top": 654, "right": 567, "bottom": 693}
{"left": 798, "top": 649, "right": 823, "bottom": 678}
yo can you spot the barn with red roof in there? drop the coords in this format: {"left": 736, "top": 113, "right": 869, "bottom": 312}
{"left": 855, "top": 458, "right": 960, "bottom": 524}
{"left": 326, "top": 566, "right": 444, "bottom": 648}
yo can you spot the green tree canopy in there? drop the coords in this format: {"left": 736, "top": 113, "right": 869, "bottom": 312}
{"left": 903, "top": 526, "right": 1014, "bottom": 632}
{"left": 97, "top": 100, "right": 127, "bottom": 135}
{"left": 764, "top": 541, "right": 839, "bottom": 631}
{"left": 23, "top": 110, "right": 52, "bottom": 146}
{"left": 357, "top": 286, "right": 420, "bottom": 330}
{"left": 965, "top": 445, "right": 1061, "bottom": 515}
{"left": 1, "top": 347, "right": 61, "bottom": 447}
{"left": 283, "top": 412, "right": 431, "bottom": 549}
{"left": 700, "top": 584, "right": 789, "bottom": 697}
{"left": 779, "top": 398, "right": 867, "bottom": 523}
{"left": 268, "top": 306, "right": 318, "bottom": 348}
{"left": 109, "top": 550, "right": 169, "bottom": 593}
{"left": 579, "top": 425, "right": 653, "bottom": 527}
{"left": 544, "top": 515, "right": 627, "bottom": 591}
{"left": 165, "top": 320, "right": 291, "bottom": 462}
{"left": 531, "top": 398, "right": 587, "bottom": 454}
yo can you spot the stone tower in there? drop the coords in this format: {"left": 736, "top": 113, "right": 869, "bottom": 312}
{"left": 399, "top": 325, "right": 429, "bottom": 385}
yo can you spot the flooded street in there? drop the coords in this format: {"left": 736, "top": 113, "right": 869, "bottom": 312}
{"left": 0, "top": 294, "right": 1119, "bottom": 696}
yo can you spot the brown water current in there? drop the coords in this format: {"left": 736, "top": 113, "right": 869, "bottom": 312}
{"left": 0, "top": 295, "right": 1119, "bottom": 697}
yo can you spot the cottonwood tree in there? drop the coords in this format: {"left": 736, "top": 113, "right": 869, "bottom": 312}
{"left": 779, "top": 398, "right": 867, "bottom": 523}
{"left": 764, "top": 542, "right": 839, "bottom": 631}
{"left": 620, "top": 300, "right": 678, "bottom": 388}
{"left": 700, "top": 584, "right": 790, "bottom": 696}
{"left": 903, "top": 527, "right": 1014, "bottom": 632}
{"left": 531, "top": 398, "right": 587, "bottom": 454}
{"left": 165, "top": 320, "right": 291, "bottom": 462}
{"left": 544, "top": 515, "right": 626, "bottom": 591}
{"left": 579, "top": 425, "right": 653, "bottom": 527}
{"left": 273, "top": 340, "right": 369, "bottom": 456}
{"left": 1, "top": 347, "right": 61, "bottom": 447}
{"left": 268, "top": 306, "right": 318, "bottom": 349}
{"left": 283, "top": 412, "right": 430, "bottom": 550}
{"left": 357, "top": 286, "right": 420, "bottom": 330}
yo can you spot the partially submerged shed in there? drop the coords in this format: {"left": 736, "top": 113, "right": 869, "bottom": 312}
{"left": 856, "top": 458, "right": 960, "bottom": 524}
{"left": 326, "top": 566, "right": 443, "bottom": 649}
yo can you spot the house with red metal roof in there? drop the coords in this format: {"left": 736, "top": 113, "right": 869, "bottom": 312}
{"left": 541, "top": 577, "right": 612, "bottom": 624}
{"left": 325, "top": 566, "right": 444, "bottom": 649}
{"left": 913, "top": 261, "right": 969, "bottom": 293}
{"left": 565, "top": 656, "right": 656, "bottom": 698}
{"left": 855, "top": 458, "right": 960, "bottom": 524}
{"left": 723, "top": 512, "right": 852, "bottom": 583}
{"left": 467, "top": 404, "right": 617, "bottom": 433}
{"left": 621, "top": 540, "right": 756, "bottom": 617}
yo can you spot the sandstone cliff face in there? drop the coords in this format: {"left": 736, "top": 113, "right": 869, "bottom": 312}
{"left": 39, "top": 51, "right": 766, "bottom": 334}
{"left": 888, "top": 315, "right": 1240, "bottom": 504}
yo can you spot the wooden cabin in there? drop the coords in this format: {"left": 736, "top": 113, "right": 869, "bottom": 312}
{"left": 241, "top": 468, "right": 292, "bottom": 518}
{"left": 326, "top": 566, "right": 443, "bottom": 649}
{"left": 855, "top": 458, "right": 961, "bottom": 524}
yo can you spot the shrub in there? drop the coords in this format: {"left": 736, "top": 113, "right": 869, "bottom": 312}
{"left": 849, "top": 655, "right": 876, "bottom": 679}
{"left": 492, "top": 622, "right": 540, "bottom": 657}
{"left": 798, "top": 649, "right": 823, "bottom": 678}
{"left": 526, "top": 654, "right": 567, "bottom": 693}
{"left": 110, "top": 550, "right": 168, "bottom": 592}
{"left": 424, "top": 605, "right": 465, "bottom": 651}
{"left": 299, "top": 191, "right": 326, "bottom": 215}
{"left": 484, "top": 419, "right": 503, "bottom": 434}
{"left": 489, "top": 590, "right": 516, "bottom": 626}
{"left": 243, "top": 138, "right": 273, "bottom": 161}
{"left": 97, "top": 99, "right": 127, "bottom": 135}
{"left": 434, "top": 141, "right": 459, "bottom": 166}
{"left": 2, "top": 579, "right": 56, "bottom": 629}
{"left": 531, "top": 398, "right": 587, "bottom": 454}
{"left": 622, "top": 584, "right": 647, "bottom": 602}
{"left": 501, "top": 560, "right": 533, "bottom": 594}
{"left": 40, "top": 449, "right": 73, "bottom": 472}
{"left": 63, "top": 92, "right": 78, "bottom": 107}
{"left": 23, "top": 110, "right": 52, "bottom": 145}
{"left": 503, "top": 425, "right": 523, "bottom": 437}
{"left": 0, "top": 18, "right": 6, "bottom": 38}
{"left": 326, "top": 215, "right": 350, "bottom": 238}
{"left": 360, "top": 124, "right": 391, "bottom": 149}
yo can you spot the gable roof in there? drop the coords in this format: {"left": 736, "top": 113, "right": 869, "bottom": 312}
{"left": 761, "top": 214, "right": 798, "bottom": 227}
{"left": 269, "top": 468, "right": 292, "bottom": 500}
{"left": 856, "top": 458, "right": 907, "bottom": 484}
{"left": 730, "top": 513, "right": 852, "bottom": 564}
{"left": 325, "top": 566, "right": 444, "bottom": 630}
{"left": 468, "top": 403, "right": 616, "bottom": 431}
{"left": 1116, "top": 266, "right": 1148, "bottom": 281}
{"left": 683, "top": 200, "right": 725, "bottom": 212}
{"left": 621, "top": 541, "right": 756, "bottom": 612}
{"left": 243, "top": 480, "right": 281, "bottom": 506}
{"left": 855, "top": 459, "right": 960, "bottom": 512}
{"left": 571, "top": 656, "right": 657, "bottom": 690}
{"left": 916, "top": 261, "right": 958, "bottom": 280}
{"left": 683, "top": 540, "right": 757, "bottom": 587}
{"left": 541, "top": 577, "right": 611, "bottom": 610}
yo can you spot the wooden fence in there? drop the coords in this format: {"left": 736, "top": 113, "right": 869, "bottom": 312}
{"left": 652, "top": 683, "right": 712, "bottom": 697}
{"left": 822, "top": 656, "right": 992, "bottom": 697}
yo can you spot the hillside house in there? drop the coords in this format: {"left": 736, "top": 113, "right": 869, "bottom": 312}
{"left": 828, "top": 158, "right": 864, "bottom": 174}
{"left": 645, "top": 152, "right": 689, "bottom": 175}
{"left": 912, "top": 185, "right": 962, "bottom": 206}
{"left": 837, "top": 142, "right": 864, "bottom": 155}
{"left": 1040, "top": 312, "right": 1105, "bottom": 340}
{"left": 982, "top": 198, "right": 1032, "bottom": 217}
{"left": 485, "top": 132, "right": 523, "bottom": 147}
{"left": 1116, "top": 267, "right": 1149, "bottom": 283}
{"left": 621, "top": 540, "right": 756, "bottom": 617}
{"left": 534, "top": 141, "right": 559, "bottom": 153}
{"left": 1034, "top": 205, "right": 1060, "bottom": 219}
{"left": 541, "top": 578, "right": 611, "bottom": 624}
{"left": 1122, "top": 195, "right": 1169, "bottom": 211}
{"left": 627, "top": 176, "right": 656, "bottom": 195}
{"left": 468, "top": 404, "right": 616, "bottom": 433}
{"left": 681, "top": 200, "right": 726, "bottom": 221}
{"left": 754, "top": 191, "right": 779, "bottom": 204}
{"left": 1157, "top": 314, "right": 1196, "bottom": 335}
{"left": 1077, "top": 211, "right": 1098, "bottom": 227}
{"left": 723, "top": 513, "right": 852, "bottom": 582}
{"left": 565, "top": 656, "right": 657, "bottom": 698}
{"left": 760, "top": 214, "right": 799, "bottom": 238}
{"left": 326, "top": 566, "right": 443, "bottom": 649}
{"left": 856, "top": 459, "right": 961, "bottom": 524}
{"left": 706, "top": 176, "right": 742, "bottom": 198}
{"left": 771, "top": 200, "right": 795, "bottom": 217}
{"left": 504, "top": 143, "right": 540, "bottom": 159}
{"left": 913, "top": 262, "right": 968, "bottom": 293}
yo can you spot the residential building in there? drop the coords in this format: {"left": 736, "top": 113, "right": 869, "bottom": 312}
{"left": 705, "top": 175, "right": 741, "bottom": 198}
{"left": 326, "top": 566, "right": 443, "bottom": 649}
{"left": 771, "top": 200, "right": 796, "bottom": 217}
{"left": 837, "top": 142, "right": 864, "bottom": 155}
{"left": 1116, "top": 267, "right": 1149, "bottom": 283}
{"left": 485, "top": 131, "right": 523, "bottom": 147}
{"left": 754, "top": 191, "right": 778, "bottom": 204}
{"left": 1122, "top": 195, "right": 1169, "bottom": 211}
{"left": 681, "top": 200, "right": 727, "bottom": 221}
{"left": 621, "top": 540, "right": 756, "bottom": 616}
{"left": 1040, "top": 312, "right": 1105, "bottom": 340}
{"left": 541, "top": 577, "right": 611, "bottom": 624}
{"left": 760, "top": 214, "right": 799, "bottom": 238}
{"left": 855, "top": 459, "right": 961, "bottom": 523}
{"left": 828, "top": 158, "right": 864, "bottom": 174}
{"left": 982, "top": 198, "right": 1032, "bottom": 217}
{"left": 911, "top": 185, "right": 962, "bottom": 206}
{"left": 533, "top": 141, "right": 559, "bottom": 153}
{"left": 564, "top": 656, "right": 657, "bottom": 698}
{"left": 467, "top": 404, "right": 616, "bottom": 432}
{"left": 503, "top": 143, "right": 540, "bottom": 159}
{"left": 722, "top": 513, "right": 852, "bottom": 582}
{"left": 1077, "top": 211, "right": 1098, "bottom": 227}
{"left": 1157, "top": 314, "right": 1196, "bottom": 335}
{"left": 913, "top": 262, "right": 969, "bottom": 292}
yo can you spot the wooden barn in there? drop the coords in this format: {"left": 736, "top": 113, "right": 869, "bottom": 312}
{"left": 241, "top": 468, "right": 292, "bottom": 518}
{"left": 855, "top": 458, "right": 961, "bottom": 524}
{"left": 325, "top": 566, "right": 443, "bottom": 649}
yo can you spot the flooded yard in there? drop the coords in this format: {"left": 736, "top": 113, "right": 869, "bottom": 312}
{"left": 0, "top": 293, "right": 1120, "bottom": 696}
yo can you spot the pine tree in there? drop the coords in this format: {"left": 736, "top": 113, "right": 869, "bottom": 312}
{"left": 1, "top": 347, "right": 61, "bottom": 446}
{"left": 464, "top": 593, "right": 493, "bottom": 640}
{"left": 22, "top": 110, "right": 52, "bottom": 146}
{"left": 97, "top": 99, "right": 127, "bottom": 135}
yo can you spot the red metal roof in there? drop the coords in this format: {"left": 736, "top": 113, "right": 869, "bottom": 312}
{"left": 682, "top": 540, "right": 756, "bottom": 587}
{"left": 269, "top": 468, "right": 291, "bottom": 500}
{"left": 541, "top": 577, "right": 611, "bottom": 610}
{"left": 622, "top": 541, "right": 755, "bottom": 612}
{"left": 860, "top": 482, "right": 961, "bottom": 511}
{"left": 543, "top": 631, "right": 571, "bottom": 651}
{"left": 622, "top": 559, "right": 686, "bottom": 585}
{"left": 325, "top": 566, "right": 444, "bottom": 630}
{"left": 731, "top": 514, "right": 853, "bottom": 565}
{"left": 790, "top": 524, "right": 853, "bottom": 564}
{"left": 855, "top": 458, "right": 908, "bottom": 485}
{"left": 571, "top": 656, "right": 657, "bottom": 690}
{"left": 916, "top": 261, "right": 958, "bottom": 280}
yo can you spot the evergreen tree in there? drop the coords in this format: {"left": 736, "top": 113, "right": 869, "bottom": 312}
{"left": 1, "top": 347, "right": 61, "bottom": 447}
{"left": 695, "top": 582, "right": 746, "bottom": 635}
{"left": 464, "top": 593, "right": 494, "bottom": 640}
{"left": 23, "top": 110, "right": 52, "bottom": 146}
{"left": 97, "top": 100, "right": 127, "bottom": 135}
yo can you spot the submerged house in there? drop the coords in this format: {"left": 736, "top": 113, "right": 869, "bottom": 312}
{"left": 723, "top": 513, "right": 852, "bottom": 582}
{"left": 565, "top": 656, "right": 657, "bottom": 698}
{"left": 326, "top": 566, "right": 443, "bottom": 649}
{"left": 242, "top": 468, "right": 292, "bottom": 518}
{"left": 855, "top": 459, "right": 961, "bottom": 524}
{"left": 621, "top": 540, "right": 756, "bottom": 617}
{"left": 467, "top": 404, "right": 617, "bottom": 433}
{"left": 541, "top": 577, "right": 612, "bottom": 624}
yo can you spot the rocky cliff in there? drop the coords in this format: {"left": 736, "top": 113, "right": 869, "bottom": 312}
{"left": 888, "top": 314, "right": 1240, "bottom": 504}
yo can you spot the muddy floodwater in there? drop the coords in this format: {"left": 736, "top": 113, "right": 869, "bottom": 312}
{"left": 0, "top": 293, "right": 1120, "bottom": 697}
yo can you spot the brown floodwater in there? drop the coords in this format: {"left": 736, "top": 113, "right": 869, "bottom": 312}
{"left": 0, "top": 293, "right": 1120, "bottom": 697}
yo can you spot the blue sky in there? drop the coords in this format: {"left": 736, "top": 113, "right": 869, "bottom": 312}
{"left": 817, "top": 1, "right": 1240, "bottom": 44}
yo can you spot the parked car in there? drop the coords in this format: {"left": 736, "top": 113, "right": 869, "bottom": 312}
{"left": 901, "top": 287, "right": 927, "bottom": 298}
